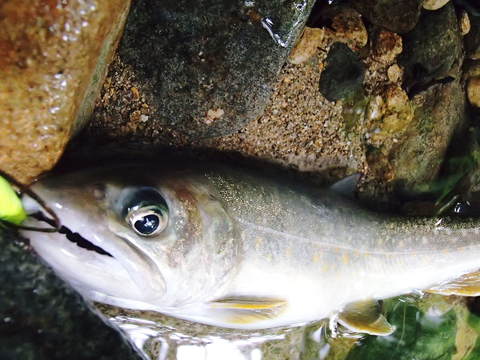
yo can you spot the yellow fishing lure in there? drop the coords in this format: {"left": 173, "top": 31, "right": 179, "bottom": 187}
{"left": 0, "top": 176, "right": 27, "bottom": 225}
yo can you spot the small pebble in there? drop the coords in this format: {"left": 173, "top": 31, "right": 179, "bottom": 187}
{"left": 205, "top": 108, "right": 225, "bottom": 124}
{"left": 289, "top": 27, "right": 324, "bottom": 65}
{"left": 423, "top": 0, "right": 450, "bottom": 10}
{"left": 467, "top": 77, "right": 480, "bottom": 108}
{"left": 459, "top": 10, "right": 470, "bottom": 36}
{"left": 387, "top": 64, "right": 403, "bottom": 83}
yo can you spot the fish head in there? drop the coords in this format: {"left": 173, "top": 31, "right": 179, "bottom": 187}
{"left": 22, "top": 166, "right": 239, "bottom": 311}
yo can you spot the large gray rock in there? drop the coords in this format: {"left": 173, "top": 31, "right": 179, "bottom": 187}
{"left": 391, "top": 80, "right": 466, "bottom": 191}
{"left": 90, "top": 0, "right": 314, "bottom": 141}
{"left": 400, "top": 3, "right": 463, "bottom": 91}
{"left": 0, "top": 227, "right": 142, "bottom": 360}
{"left": 351, "top": 0, "right": 422, "bottom": 34}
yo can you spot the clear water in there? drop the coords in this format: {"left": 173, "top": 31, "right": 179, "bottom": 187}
{"left": 96, "top": 293, "right": 480, "bottom": 360}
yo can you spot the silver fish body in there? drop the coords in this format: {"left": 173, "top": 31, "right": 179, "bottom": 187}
{"left": 22, "top": 164, "right": 480, "bottom": 331}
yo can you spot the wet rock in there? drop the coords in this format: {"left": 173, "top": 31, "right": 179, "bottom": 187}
{"left": 366, "top": 85, "right": 414, "bottom": 146}
{"left": 467, "top": 77, "right": 480, "bottom": 108}
{"left": 391, "top": 80, "right": 466, "bottom": 191}
{"left": 289, "top": 27, "right": 325, "bottom": 65}
{"left": 465, "top": 14, "right": 480, "bottom": 59}
{"left": 423, "top": 0, "right": 450, "bottom": 10}
{"left": 351, "top": 0, "right": 422, "bottom": 34}
{"left": 199, "top": 48, "right": 364, "bottom": 179}
{"left": 372, "top": 31, "right": 403, "bottom": 66}
{"left": 328, "top": 7, "right": 368, "bottom": 51}
{"left": 387, "top": 64, "right": 403, "bottom": 83}
{"left": 89, "top": 0, "right": 315, "bottom": 141}
{"left": 459, "top": 10, "right": 471, "bottom": 35}
{"left": 319, "top": 42, "right": 365, "bottom": 102}
{"left": 0, "top": 228, "right": 142, "bottom": 360}
{"left": 400, "top": 2, "right": 463, "bottom": 92}
{"left": 0, "top": 0, "right": 131, "bottom": 183}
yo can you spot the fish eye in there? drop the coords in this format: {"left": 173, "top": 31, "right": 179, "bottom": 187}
{"left": 126, "top": 205, "right": 168, "bottom": 237}
{"left": 119, "top": 187, "right": 169, "bottom": 237}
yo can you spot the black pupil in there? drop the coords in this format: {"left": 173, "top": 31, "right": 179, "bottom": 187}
{"left": 134, "top": 214, "right": 160, "bottom": 235}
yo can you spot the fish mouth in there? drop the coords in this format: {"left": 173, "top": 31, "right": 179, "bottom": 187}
{"left": 32, "top": 212, "right": 113, "bottom": 258}
{"left": 26, "top": 210, "right": 166, "bottom": 308}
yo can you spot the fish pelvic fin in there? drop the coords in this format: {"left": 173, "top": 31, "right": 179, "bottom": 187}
{"left": 209, "top": 296, "right": 287, "bottom": 325}
{"left": 427, "top": 271, "right": 480, "bottom": 296}
{"left": 338, "top": 299, "right": 395, "bottom": 336}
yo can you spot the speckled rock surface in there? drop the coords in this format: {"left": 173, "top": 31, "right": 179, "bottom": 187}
{"left": 88, "top": 0, "right": 315, "bottom": 141}
{"left": 400, "top": 2, "right": 462, "bottom": 92}
{"left": 319, "top": 42, "right": 365, "bottom": 101}
{"left": 389, "top": 80, "right": 466, "bottom": 192}
{"left": 0, "top": 0, "right": 131, "bottom": 183}
{"left": 351, "top": 0, "right": 422, "bottom": 34}
{"left": 465, "top": 11, "right": 480, "bottom": 59}
{"left": 0, "top": 227, "right": 142, "bottom": 360}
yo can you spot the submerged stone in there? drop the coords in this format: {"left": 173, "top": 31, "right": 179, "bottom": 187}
{"left": 400, "top": 2, "right": 463, "bottom": 92}
{"left": 465, "top": 13, "right": 480, "bottom": 59}
{"left": 351, "top": 0, "right": 422, "bottom": 34}
{"left": 0, "top": 0, "right": 131, "bottom": 183}
{"left": 319, "top": 42, "right": 365, "bottom": 102}
{"left": 0, "top": 227, "right": 142, "bottom": 360}
{"left": 391, "top": 80, "right": 466, "bottom": 192}
{"left": 90, "top": 0, "right": 314, "bottom": 141}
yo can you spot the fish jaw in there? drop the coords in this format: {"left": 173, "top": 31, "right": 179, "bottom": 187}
{"left": 21, "top": 178, "right": 167, "bottom": 309}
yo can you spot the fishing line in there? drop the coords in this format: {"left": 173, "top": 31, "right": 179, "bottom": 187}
{"left": 0, "top": 169, "right": 61, "bottom": 233}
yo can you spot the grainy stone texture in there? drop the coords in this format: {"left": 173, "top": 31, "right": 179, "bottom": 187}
{"left": 200, "top": 49, "right": 366, "bottom": 181}
{"left": 389, "top": 80, "right": 466, "bottom": 192}
{"left": 468, "top": 77, "right": 480, "bottom": 108}
{"left": 319, "top": 42, "right": 365, "bottom": 101}
{"left": 351, "top": 0, "right": 423, "bottom": 34}
{"left": 465, "top": 12, "right": 480, "bottom": 60}
{"left": 400, "top": 2, "right": 462, "bottom": 92}
{"left": 423, "top": 0, "right": 450, "bottom": 11}
{"left": 88, "top": 0, "right": 315, "bottom": 141}
{"left": 0, "top": 227, "right": 142, "bottom": 360}
{"left": 0, "top": 0, "right": 131, "bottom": 183}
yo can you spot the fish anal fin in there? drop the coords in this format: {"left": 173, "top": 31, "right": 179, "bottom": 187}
{"left": 427, "top": 271, "right": 480, "bottom": 296}
{"left": 338, "top": 299, "right": 395, "bottom": 336}
{"left": 209, "top": 296, "right": 287, "bottom": 325}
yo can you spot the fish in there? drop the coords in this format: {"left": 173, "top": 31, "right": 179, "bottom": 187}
{"left": 20, "top": 163, "right": 480, "bottom": 335}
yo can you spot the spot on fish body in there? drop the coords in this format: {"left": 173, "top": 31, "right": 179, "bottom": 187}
{"left": 255, "top": 237, "right": 263, "bottom": 251}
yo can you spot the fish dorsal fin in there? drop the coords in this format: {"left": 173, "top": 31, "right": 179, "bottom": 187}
{"left": 427, "top": 271, "right": 480, "bottom": 296}
{"left": 208, "top": 296, "right": 287, "bottom": 325}
{"left": 338, "top": 299, "right": 395, "bottom": 336}
{"left": 330, "top": 174, "right": 361, "bottom": 200}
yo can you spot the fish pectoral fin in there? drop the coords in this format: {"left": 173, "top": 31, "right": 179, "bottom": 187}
{"left": 330, "top": 174, "right": 361, "bottom": 199}
{"left": 209, "top": 296, "right": 287, "bottom": 325}
{"left": 427, "top": 271, "right": 480, "bottom": 296}
{"left": 338, "top": 299, "right": 395, "bottom": 336}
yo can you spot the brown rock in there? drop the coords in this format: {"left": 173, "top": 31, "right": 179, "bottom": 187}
{"left": 393, "top": 80, "right": 466, "bottom": 189}
{"left": 423, "top": 0, "right": 450, "bottom": 11}
{"left": 329, "top": 8, "right": 368, "bottom": 51}
{"left": 387, "top": 64, "right": 403, "bottom": 83}
{"left": 0, "top": 0, "right": 131, "bottom": 183}
{"left": 468, "top": 77, "right": 480, "bottom": 108}
{"left": 459, "top": 10, "right": 471, "bottom": 36}
{"left": 373, "top": 31, "right": 403, "bottom": 66}
{"left": 289, "top": 27, "right": 325, "bottom": 65}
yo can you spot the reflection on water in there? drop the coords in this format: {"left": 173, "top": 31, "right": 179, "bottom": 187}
{"left": 96, "top": 294, "right": 480, "bottom": 360}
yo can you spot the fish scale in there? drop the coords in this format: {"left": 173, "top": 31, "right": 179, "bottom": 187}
{"left": 20, "top": 163, "right": 480, "bottom": 334}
